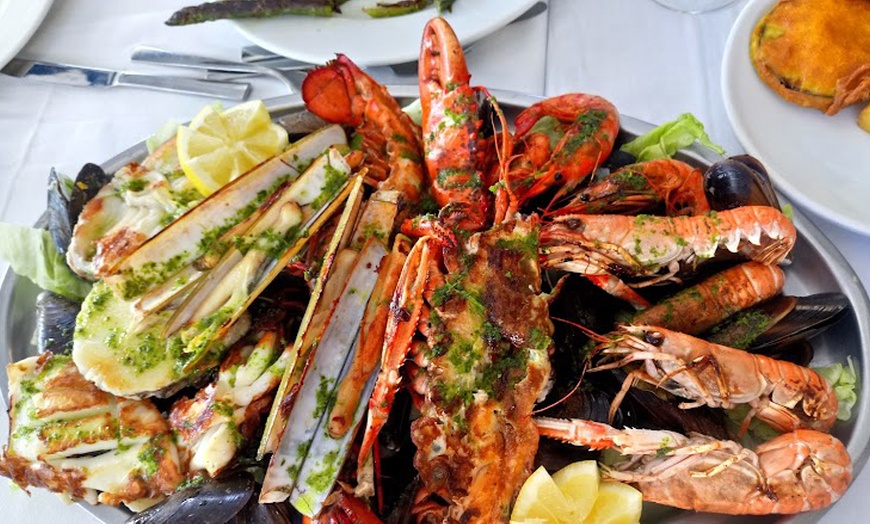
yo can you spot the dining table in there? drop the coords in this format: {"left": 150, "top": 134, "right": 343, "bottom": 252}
{"left": 1, "top": 0, "right": 868, "bottom": 522}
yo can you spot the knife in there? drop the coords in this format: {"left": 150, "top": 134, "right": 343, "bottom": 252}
{"left": 1, "top": 58, "right": 251, "bottom": 100}
{"left": 130, "top": 46, "right": 299, "bottom": 93}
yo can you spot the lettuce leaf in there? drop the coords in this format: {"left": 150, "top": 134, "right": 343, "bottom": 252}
{"left": 620, "top": 113, "right": 725, "bottom": 161}
{"left": 815, "top": 357, "right": 858, "bottom": 421}
{"left": 145, "top": 119, "right": 181, "bottom": 154}
{"left": 402, "top": 98, "right": 423, "bottom": 127}
{"left": 0, "top": 223, "right": 91, "bottom": 300}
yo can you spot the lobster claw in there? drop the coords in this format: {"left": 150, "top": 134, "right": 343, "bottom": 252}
{"left": 302, "top": 55, "right": 361, "bottom": 126}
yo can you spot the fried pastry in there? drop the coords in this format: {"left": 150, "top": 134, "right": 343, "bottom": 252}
{"left": 750, "top": 0, "right": 870, "bottom": 115}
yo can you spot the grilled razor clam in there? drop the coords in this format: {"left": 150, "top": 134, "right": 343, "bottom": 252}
{"left": 106, "top": 125, "right": 347, "bottom": 301}
{"left": 66, "top": 138, "right": 201, "bottom": 280}
{"left": 73, "top": 149, "right": 352, "bottom": 398}
{"left": 72, "top": 280, "right": 252, "bottom": 398}
{"left": 169, "top": 328, "right": 291, "bottom": 477}
{"left": 69, "top": 125, "right": 348, "bottom": 282}
{"left": 0, "top": 354, "right": 183, "bottom": 509}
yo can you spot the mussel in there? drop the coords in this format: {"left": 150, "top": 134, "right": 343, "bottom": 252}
{"left": 35, "top": 290, "right": 80, "bottom": 354}
{"left": 126, "top": 471, "right": 255, "bottom": 524}
{"left": 703, "top": 154, "right": 781, "bottom": 211}
{"left": 229, "top": 495, "right": 298, "bottom": 524}
{"left": 706, "top": 292, "right": 849, "bottom": 353}
{"left": 46, "top": 164, "right": 111, "bottom": 256}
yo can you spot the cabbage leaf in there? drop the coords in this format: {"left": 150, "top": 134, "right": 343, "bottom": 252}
{"left": 815, "top": 357, "right": 858, "bottom": 421}
{"left": 0, "top": 223, "right": 91, "bottom": 300}
{"left": 620, "top": 113, "right": 725, "bottom": 161}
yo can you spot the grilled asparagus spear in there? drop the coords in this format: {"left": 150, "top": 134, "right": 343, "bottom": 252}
{"left": 166, "top": 0, "right": 336, "bottom": 26}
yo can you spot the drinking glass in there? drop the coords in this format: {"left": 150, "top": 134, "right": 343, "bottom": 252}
{"left": 652, "top": 0, "right": 738, "bottom": 13}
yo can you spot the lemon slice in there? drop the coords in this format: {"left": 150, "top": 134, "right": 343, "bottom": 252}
{"left": 511, "top": 466, "right": 572, "bottom": 523}
{"left": 177, "top": 100, "right": 289, "bottom": 196}
{"left": 584, "top": 481, "right": 643, "bottom": 524}
{"left": 552, "top": 460, "right": 600, "bottom": 522}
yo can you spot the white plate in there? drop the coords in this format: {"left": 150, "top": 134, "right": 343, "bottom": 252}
{"left": 231, "top": 0, "right": 540, "bottom": 67}
{"left": 0, "top": 0, "right": 54, "bottom": 69}
{"left": 722, "top": 0, "right": 870, "bottom": 236}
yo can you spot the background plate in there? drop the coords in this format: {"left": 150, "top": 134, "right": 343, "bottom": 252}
{"left": 722, "top": 0, "right": 870, "bottom": 236}
{"left": 0, "top": 0, "right": 54, "bottom": 70}
{"left": 2, "top": 87, "right": 869, "bottom": 523}
{"left": 230, "top": 0, "right": 539, "bottom": 67}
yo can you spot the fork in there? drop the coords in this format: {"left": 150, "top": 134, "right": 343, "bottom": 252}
{"left": 130, "top": 46, "right": 301, "bottom": 93}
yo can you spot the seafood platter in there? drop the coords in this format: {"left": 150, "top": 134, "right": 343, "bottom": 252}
{"left": 1, "top": 17, "right": 869, "bottom": 524}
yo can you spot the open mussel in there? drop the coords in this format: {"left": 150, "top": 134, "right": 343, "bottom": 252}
{"left": 47, "top": 164, "right": 111, "bottom": 256}
{"left": 229, "top": 495, "right": 298, "bottom": 524}
{"left": 126, "top": 471, "right": 255, "bottom": 524}
{"left": 35, "top": 290, "right": 80, "bottom": 354}
{"left": 703, "top": 154, "right": 781, "bottom": 211}
{"left": 706, "top": 292, "right": 849, "bottom": 353}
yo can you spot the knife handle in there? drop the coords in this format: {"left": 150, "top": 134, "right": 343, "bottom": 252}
{"left": 116, "top": 73, "right": 251, "bottom": 101}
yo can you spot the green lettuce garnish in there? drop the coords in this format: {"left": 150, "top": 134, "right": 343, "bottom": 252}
{"left": 145, "top": 119, "right": 181, "bottom": 154}
{"left": 402, "top": 98, "right": 423, "bottom": 127}
{"left": 725, "top": 404, "right": 780, "bottom": 447}
{"left": 621, "top": 113, "right": 725, "bottom": 161}
{"left": 815, "top": 357, "right": 858, "bottom": 421}
{"left": 0, "top": 223, "right": 91, "bottom": 300}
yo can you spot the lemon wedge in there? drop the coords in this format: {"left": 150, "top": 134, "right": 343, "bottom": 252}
{"left": 552, "top": 460, "right": 600, "bottom": 522}
{"left": 511, "top": 466, "right": 573, "bottom": 523}
{"left": 177, "top": 100, "right": 289, "bottom": 196}
{"left": 584, "top": 481, "right": 643, "bottom": 524}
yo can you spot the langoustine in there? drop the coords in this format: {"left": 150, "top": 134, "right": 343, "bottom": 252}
{"left": 535, "top": 418, "right": 851, "bottom": 514}
{"left": 591, "top": 324, "right": 839, "bottom": 434}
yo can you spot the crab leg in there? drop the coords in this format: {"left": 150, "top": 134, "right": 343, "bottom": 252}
{"left": 356, "top": 237, "right": 433, "bottom": 462}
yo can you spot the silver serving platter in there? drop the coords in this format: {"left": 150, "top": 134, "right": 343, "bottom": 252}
{"left": 1, "top": 87, "right": 869, "bottom": 523}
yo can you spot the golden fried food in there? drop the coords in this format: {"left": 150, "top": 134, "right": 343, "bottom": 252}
{"left": 750, "top": 0, "right": 870, "bottom": 115}
{"left": 859, "top": 103, "right": 870, "bottom": 133}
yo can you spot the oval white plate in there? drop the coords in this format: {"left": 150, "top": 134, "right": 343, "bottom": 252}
{"left": 0, "top": 0, "right": 54, "bottom": 69}
{"left": 722, "top": 0, "right": 870, "bottom": 236}
{"left": 231, "top": 0, "right": 540, "bottom": 67}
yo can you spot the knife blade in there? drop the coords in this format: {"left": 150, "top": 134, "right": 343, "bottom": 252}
{"left": 1, "top": 58, "right": 251, "bottom": 100}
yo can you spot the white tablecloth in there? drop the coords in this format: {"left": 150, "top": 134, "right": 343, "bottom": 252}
{"left": 0, "top": 0, "right": 867, "bottom": 522}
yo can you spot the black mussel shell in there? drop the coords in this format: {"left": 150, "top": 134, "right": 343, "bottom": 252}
{"left": 534, "top": 435, "right": 598, "bottom": 474}
{"left": 36, "top": 291, "right": 80, "bottom": 354}
{"left": 126, "top": 471, "right": 255, "bottom": 524}
{"left": 230, "top": 495, "right": 297, "bottom": 524}
{"left": 706, "top": 293, "right": 849, "bottom": 353}
{"left": 378, "top": 389, "right": 419, "bottom": 518}
{"left": 47, "top": 169, "right": 73, "bottom": 256}
{"left": 47, "top": 163, "right": 112, "bottom": 255}
{"left": 602, "top": 149, "right": 637, "bottom": 171}
{"left": 763, "top": 340, "right": 815, "bottom": 367}
{"left": 751, "top": 293, "right": 849, "bottom": 352}
{"left": 546, "top": 273, "right": 629, "bottom": 380}
{"left": 277, "top": 112, "right": 329, "bottom": 142}
{"left": 703, "top": 154, "right": 781, "bottom": 211}
{"left": 385, "top": 476, "right": 422, "bottom": 524}
{"left": 624, "top": 384, "right": 729, "bottom": 440}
